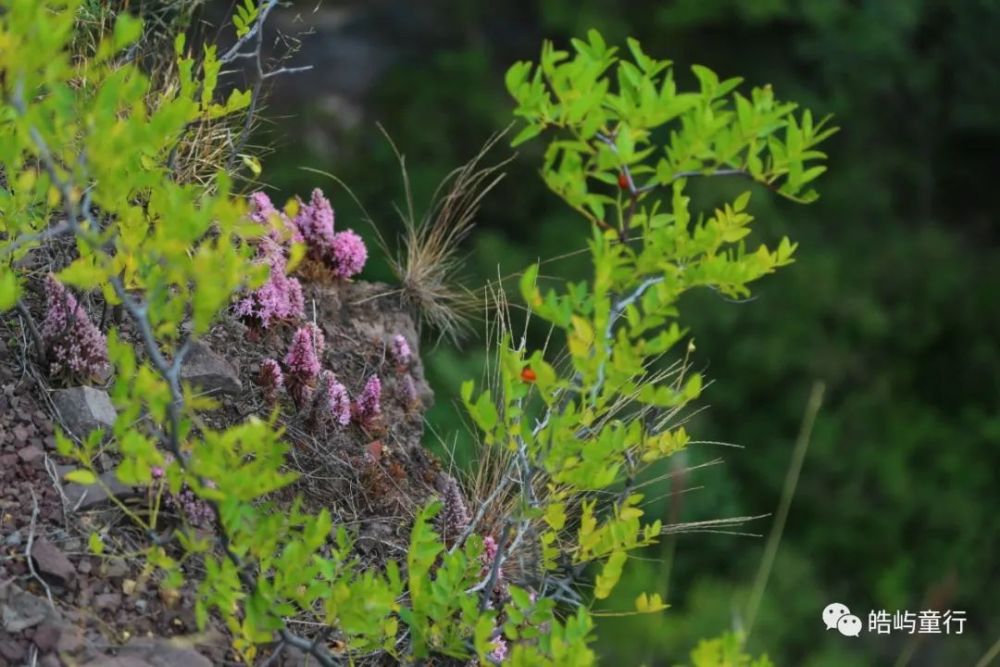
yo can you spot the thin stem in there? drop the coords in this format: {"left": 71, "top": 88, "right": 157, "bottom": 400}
{"left": 974, "top": 635, "right": 1000, "bottom": 667}
{"left": 744, "top": 381, "right": 825, "bottom": 639}
{"left": 14, "top": 300, "right": 46, "bottom": 365}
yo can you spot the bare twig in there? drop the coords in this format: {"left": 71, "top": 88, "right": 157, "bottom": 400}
{"left": 15, "top": 300, "right": 47, "bottom": 365}
{"left": 219, "top": 0, "right": 280, "bottom": 65}
{"left": 223, "top": 0, "right": 311, "bottom": 173}
{"left": 478, "top": 522, "right": 512, "bottom": 611}
{"left": 1, "top": 220, "right": 72, "bottom": 259}
{"left": 25, "top": 488, "right": 56, "bottom": 610}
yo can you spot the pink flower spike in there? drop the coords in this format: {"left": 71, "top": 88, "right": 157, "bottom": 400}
{"left": 437, "top": 476, "right": 471, "bottom": 547}
{"left": 390, "top": 334, "right": 412, "bottom": 370}
{"left": 284, "top": 324, "right": 324, "bottom": 408}
{"left": 41, "top": 275, "right": 109, "bottom": 381}
{"left": 399, "top": 374, "right": 419, "bottom": 410}
{"left": 329, "top": 229, "right": 367, "bottom": 279}
{"left": 285, "top": 323, "right": 324, "bottom": 376}
{"left": 258, "top": 359, "right": 284, "bottom": 404}
{"left": 248, "top": 191, "right": 277, "bottom": 225}
{"left": 293, "top": 188, "right": 336, "bottom": 253}
{"left": 313, "top": 370, "right": 351, "bottom": 428}
{"left": 489, "top": 636, "right": 508, "bottom": 663}
{"left": 352, "top": 374, "right": 382, "bottom": 428}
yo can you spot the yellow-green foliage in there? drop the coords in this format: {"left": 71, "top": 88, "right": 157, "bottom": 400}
{"left": 462, "top": 26, "right": 835, "bottom": 632}
{"left": 0, "top": 4, "right": 832, "bottom": 663}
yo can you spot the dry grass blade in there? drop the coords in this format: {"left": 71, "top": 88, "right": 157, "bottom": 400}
{"left": 379, "top": 125, "right": 515, "bottom": 344}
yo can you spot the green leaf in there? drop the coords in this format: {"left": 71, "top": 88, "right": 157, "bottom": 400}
{"left": 0, "top": 271, "right": 21, "bottom": 311}
{"left": 112, "top": 14, "right": 143, "bottom": 50}
{"left": 65, "top": 469, "right": 97, "bottom": 485}
{"left": 88, "top": 532, "right": 105, "bottom": 555}
{"left": 511, "top": 123, "right": 542, "bottom": 147}
{"left": 240, "top": 154, "right": 262, "bottom": 176}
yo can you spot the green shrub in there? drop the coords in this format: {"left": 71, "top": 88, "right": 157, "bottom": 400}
{"left": 0, "top": 4, "right": 832, "bottom": 664}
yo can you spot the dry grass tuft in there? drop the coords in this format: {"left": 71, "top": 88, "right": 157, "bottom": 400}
{"left": 71, "top": 0, "right": 272, "bottom": 190}
{"left": 377, "top": 127, "right": 514, "bottom": 344}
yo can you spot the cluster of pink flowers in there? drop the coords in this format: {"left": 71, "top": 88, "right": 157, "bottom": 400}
{"left": 248, "top": 191, "right": 280, "bottom": 226}
{"left": 41, "top": 275, "right": 109, "bottom": 381}
{"left": 292, "top": 188, "right": 368, "bottom": 279}
{"left": 313, "top": 369, "right": 351, "bottom": 428}
{"left": 352, "top": 375, "right": 382, "bottom": 430}
{"left": 165, "top": 486, "right": 215, "bottom": 528}
{"left": 284, "top": 323, "right": 325, "bottom": 408}
{"left": 257, "top": 324, "right": 374, "bottom": 432}
{"left": 328, "top": 230, "right": 368, "bottom": 279}
{"left": 252, "top": 316, "right": 390, "bottom": 433}
{"left": 234, "top": 236, "right": 306, "bottom": 329}
{"left": 235, "top": 193, "right": 306, "bottom": 329}
{"left": 489, "top": 635, "right": 508, "bottom": 663}
{"left": 150, "top": 462, "right": 214, "bottom": 529}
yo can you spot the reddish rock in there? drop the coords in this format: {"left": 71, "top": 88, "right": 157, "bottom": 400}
{"left": 30, "top": 536, "right": 76, "bottom": 586}
{"left": 17, "top": 445, "right": 43, "bottom": 463}
{"left": 55, "top": 624, "right": 86, "bottom": 655}
{"left": 94, "top": 593, "right": 121, "bottom": 611}
{"left": 12, "top": 424, "right": 30, "bottom": 444}
{"left": 0, "top": 582, "right": 55, "bottom": 632}
{"left": 87, "top": 637, "right": 213, "bottom": 667}
{"left": 180, "top": 341, "right": 243, "bottom": 396}
{"left": 31, "top": 621, "right": 61, "bottom": 652}
{"left": 0, "top": 639, "right": 25, "bottom": 663}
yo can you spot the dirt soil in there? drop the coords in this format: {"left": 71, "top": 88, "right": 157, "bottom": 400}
{"left": 0, "top": 278, "right": 457, "bottom": 666}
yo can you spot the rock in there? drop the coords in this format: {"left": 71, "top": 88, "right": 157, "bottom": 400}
{"left": 52, "top": 386, "right": 116, "bottom": 439}
{"left": 114, "top": 637, "right": 213, "bottom": 667}
{"left": 3, "top": 531, "right": 21, "bottom": 547}
{"left": 64, "top": 472, "right": 137, "bottom": 511}
{"left": 82, "top": 657, "right": 151, "bottom": 667}
{"left": 0, "top": 582, "right": 56, "bottom": 633}
{"left": 31, "top": 621, "right": 62, "bottom": 652}
{"left": 17, "top": 445, "right": 44, "bottom": 463}
{"left": 30, "top": 536, "right": 76, "bottom": 586}
{"left": 94, "top": 593, "right": 121, "bottom": 611}
{"left": 12, "top": 424, "right": 30, "bottom": 444}
{"left": 105, "top": 561, "right": 129, "bottom": 579}
{"left": 0, "top": 639, "right": 25, "bottom": 663}
{"left": 55, "top": 624, "right": 86, "bottom": 655}
{"left": 180, "top": 341, "right": 242, "bottom": 396}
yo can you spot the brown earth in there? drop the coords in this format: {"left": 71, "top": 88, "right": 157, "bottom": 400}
{"left": 0, "top": 277, "right": 462, "bottom": 666}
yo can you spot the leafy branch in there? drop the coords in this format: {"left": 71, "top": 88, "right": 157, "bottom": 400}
{"left": 10, "top": 79, "right": 342, "bottom": 667}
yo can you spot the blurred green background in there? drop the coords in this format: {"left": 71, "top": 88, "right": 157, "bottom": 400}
{"left": 226, "top": 0, "right": 1000, "bottom": 664}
